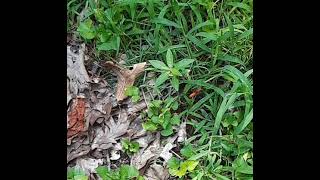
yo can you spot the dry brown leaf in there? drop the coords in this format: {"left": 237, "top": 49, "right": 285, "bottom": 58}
{"left": 67, "top": 44, "right": 90, "bottom": 95}
{"left": 67, "top": 98, "right": 87, "bottom": 138}
{"left": 177, "top": 122, "right": 187, "bottom": 143}
{"left": 104, "top": 61, "right": 146, "bottom": 101}
{"left": 131, "top": 133, "right": 161, "bottom": 170}
{"left": 91, "top": 110, "right": 130, "bottom": 150}
{"left": 75, "top": 158, "right": 104, "bottom": 175}
{"left": 159, "top": 142, "right": 176, "bottom": 163}
{"left": 144, "top": 164, "right": 169, "bottom": 180}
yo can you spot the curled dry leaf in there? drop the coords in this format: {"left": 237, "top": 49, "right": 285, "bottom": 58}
{"left": 131, "top": 133, "right": 161, "bottom": 170}
{"left": 159, "top": 143, "right": 176, "bottom": 163}
{"left": 75, "top": 158, "right": 104, "bottom": 175}
{"left": 177, "top": 121, "right": 187, "bottom": 143}
{"left": 144, "top": 163, "right": 169, "bottom": 180}
{"left": 67, "top": 44, "right": 90, "bottom": 95}
{"left": 67, "top": 98, "right": 87, "bottom": 138}
{"left": 104, "top": 61, "right": 146, "bottom": 101}
{"left": 91, "top": 110, "right": 130, "bottom": 150}
{"left": 110, "top": 149, "right": 121, "bottom": 161}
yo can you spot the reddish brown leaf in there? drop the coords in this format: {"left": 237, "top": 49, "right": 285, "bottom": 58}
{"left": 67, "top": 98, "right": 86, "bottom": 138}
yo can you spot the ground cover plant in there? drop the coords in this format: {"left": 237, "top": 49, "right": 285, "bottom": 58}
{"left": 67, "top": 0, "right": 253, "bottom": 179}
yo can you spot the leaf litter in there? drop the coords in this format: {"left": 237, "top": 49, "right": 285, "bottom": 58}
{"left": 67, "top": 44, "right": 187, "bottom": 179}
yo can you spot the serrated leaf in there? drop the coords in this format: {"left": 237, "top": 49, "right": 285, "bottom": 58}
{"left": 74, "top": 175, "right": 88, "bottom": 180}
{"left": 171, "top": 76, "right": 179, "bottom": 91}
{"left": 167, "top": 157, "right": 180, "bottom": 169}
{"left": 77, "top": 19, "right": 96, "bottom": 39}
{"left": 161, "top": 125, "right": 173, "bottom": 136}
{"left": 175, "top": 59, "right": 195, "bottom": 69}
{"left": 180, "top": 145, "right": 194, "bottom": 158}
{"left": 97, "top": 36, "right": 120, "bottom": 52}
{"left": 149, "top": 60, "right": 169, "bottom": 70}
{"left": 182, "top": 160, "right": 199, "bottom": 172}
{"left": 142, "top": 121, "right": 158, "bottom": 131}
{"left": 155, "top": 72, "right": 169, "bottom": 87}
{"left": 119, "top": 165, "right": 139, "bottom": 179}
{"left": 171, "top": 115, "right": 180, "bottom": 125}
{"left": 166, "top": 49, "right": 174, "bottom": 68}
{"left": 96, "top": 166, "right": 109, "bottom": 180}
{"left": 171, "top": 101, "right": 179, "bottom": 110}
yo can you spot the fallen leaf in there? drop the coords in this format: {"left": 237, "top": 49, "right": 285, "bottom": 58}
{"left": 104, "top": 61, "right": 146, "bottom": 101}
{"left": 67, "top": 44, "right": 90, "bottom": 95}
{"left": 177, "top": 121, "right": 187, "bottom": 143}
{"left": 91, "top": 110, "right": 130, "bottom": 150}
{"left": 75, "top": 158, "right": 104, "bottom": 175}
{"left": 131, "top": 133, "right": 161, "bottom": 170}
{"left": 110, "top": 149, "right": 121, "bottom": 160}
{"left": 68, "top": 98, "right": 87, "bottom": 138}
{"left": 159, "top": 143, "right": 176, "bottom": 162}
{"left": 144, "top": 163, "right": 169, "bottom": 180}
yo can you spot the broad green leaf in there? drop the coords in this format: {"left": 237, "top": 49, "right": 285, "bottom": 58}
{"left": 180, "top": 145, "right": 194, "bottom": 158}
{"left": 181, "top": 160, "right": 199, "bottom": 171}
{"left": 74, "top": 175, "right": 88, "bottom": 180}
{"left": 152, "top": 17, "right": 182, "bottom": 28}
{"left": 119, "top": 165, "right": 139, "bottom": 179}
{"left": 175, "top": 59, "right": 195, "bottom": 69}
{"left": 171, "top": 115, "right": 180, "bottom": 125}
{"left": 96, "top": 166, "right": 109, "bottom": 180}
{"left": 125, "top": 86, "right": 139, "bottom": 96}
{"left": 169, "top": 168, "right": 186, "bottom": 178}
{"left": 97, "top": 36, "right": 120, "bottom": 52}
{"left": 149, "top": 60, "right": 169, "bottom": 70}
{"left": 131, "top": 95, "right": 140, "bottom": 102}
{"left": 121, "top": 139, "right": 130, "bottom": 149}
{"left": 142, "top": 121, "right": 158, "bottom": 131}
{"left": 155, "top": 72, "right": 169, "bottom": 87}
{"left": 171, "top": 101, "right": 179, "bottom": 110}
{"left": 171, "top": 76, "right": 179, "bottom": 91}
{"left": 77, "top": 19, "right": 96, "bottom": 39}
{"left": 166, "top": 49, "right": 174, "bottom": 68}
{"left": 171, "top": 68, "right": 182, "bottom": 76}
{"left": 167, "top": 157, "right": 180, "bottom": 169}
{"left": 161, "top": 124, "right": 173, "bottom": 136}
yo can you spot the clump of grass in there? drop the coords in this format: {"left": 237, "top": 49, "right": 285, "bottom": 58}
{"left": 68, "top": 0, "right": 253, "bottom": 179}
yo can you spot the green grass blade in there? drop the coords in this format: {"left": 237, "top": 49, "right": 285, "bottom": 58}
{"left": 234, "top": 108, "right": 253, "bottom": 135}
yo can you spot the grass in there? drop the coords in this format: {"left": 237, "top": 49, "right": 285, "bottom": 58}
{"left": 67, "top": 0, "right": 253, "bottom": 179}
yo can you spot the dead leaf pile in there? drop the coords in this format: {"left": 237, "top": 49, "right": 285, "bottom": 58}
{"left": 66, "top": 44, "right": 186, "bottom": 179}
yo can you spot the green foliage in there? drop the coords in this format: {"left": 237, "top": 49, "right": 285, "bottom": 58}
{"left": 149, "top": 49, "right": 194, "bottom": 91}
{"left": 96, "top": 165, "right": 144, "bottom": 180}
{"left": 68, "top": 0, "right": 253, "bottom": 179}
{"left": 125, "top": 86, "right": 140, "bottom": 102}
{"left": 67, "top": 167, "right": 88, "bottom": 180}
{"left": 121, "top": 139, "right": 140, "bottom": 155}
{"left": 167, "top": 157, "right": 199, "bottom": 178}
{"left": 142, "top": 97, "right": 180, "bottom": 136}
